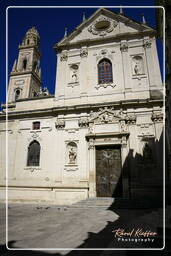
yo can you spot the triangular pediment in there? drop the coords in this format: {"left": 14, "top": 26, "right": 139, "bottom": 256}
{"left": 55, "top": 8, "right": 154, "bottom": 48}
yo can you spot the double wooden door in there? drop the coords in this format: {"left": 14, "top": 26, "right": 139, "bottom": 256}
{"left": 96, "top": 146, "right": 122, "bottom": 197}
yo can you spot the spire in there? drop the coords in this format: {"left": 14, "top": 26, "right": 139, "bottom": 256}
{"left": 20, "top": 26, "right": 40, "bottom": 48}
{"left": 120, "top": 5, "right": 123, "bottom": 14}
{"left": 82, "top": 12, "right": 86, "bottom": 21}
{"left": 64, "top": 27, "right": 67, "bottom": 37}
{"left": 141, "top": 13, "right": 146, "bottom": 24}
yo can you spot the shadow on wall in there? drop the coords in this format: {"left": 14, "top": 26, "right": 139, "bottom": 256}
{"left": 0, "top": 131, "right": 167, "bottom": 255}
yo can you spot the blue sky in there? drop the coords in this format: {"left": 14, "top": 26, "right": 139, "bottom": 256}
{"left": 0, "top": 0, "right": 163, "bottom": 105}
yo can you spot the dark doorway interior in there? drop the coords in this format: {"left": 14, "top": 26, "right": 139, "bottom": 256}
{"left": 96, "top": 145, "right": 123, "bottom": 198}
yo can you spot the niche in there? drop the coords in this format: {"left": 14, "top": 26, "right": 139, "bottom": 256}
{"left": 67, "top": 141, "right": 77, "bottom": 165}
{"left": 132, "top": 55, "right": 144, "bottom": 75}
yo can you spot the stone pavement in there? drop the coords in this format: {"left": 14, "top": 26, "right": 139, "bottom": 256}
{"left": 0, "top": 199, "right": 167, "bottom": 256}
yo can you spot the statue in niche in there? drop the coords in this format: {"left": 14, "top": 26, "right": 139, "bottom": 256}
{"left": 71, "top": 70, "right": 78, "bottom": 83}
{"left": 69, "top": 147, "right": 77, "bottom": 164}
{"left": 133, "top": 56, "right": 144, "bottom": 75}
{"left": 70, "top": 64, "right": 79, "bottom": 83}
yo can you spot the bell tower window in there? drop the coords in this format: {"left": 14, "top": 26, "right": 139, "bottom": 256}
{"left": 98, "top": 58, "right": 113, "bottom": 84}
{"left": 23, "top": 58, "right": 27, "bottom": 70}
{"left": 15, "top": 89, "right": 21, "bottom": 101}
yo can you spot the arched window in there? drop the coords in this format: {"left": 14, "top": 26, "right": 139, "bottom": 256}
{"left": 23, "top": 58, "right": 27, "bottom": 70}
{"left": 27, "top": 141, "right": 40, "bottom": 166}
{"left": 98, "top": 58, "right": 113, "bottom": 84}
{"left": 15, "top": 89, "right": 21, "bottom": 101}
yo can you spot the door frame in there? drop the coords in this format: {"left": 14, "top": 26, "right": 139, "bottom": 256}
{"left": 86, "top": 132, "right": 130, "bottom": 198}
{"left": 95, "top": 144, "right": 122, "bottom": 197}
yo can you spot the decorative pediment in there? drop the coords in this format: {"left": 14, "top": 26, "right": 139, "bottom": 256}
{"left": 54, "top": 8, "right": 155, "bottom": 50}
{"left": 89, "top": 107, "right": 121, "bottom": 124}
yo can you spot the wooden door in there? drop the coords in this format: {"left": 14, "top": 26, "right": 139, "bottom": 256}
{"left": 96, "top": 146, "right": 122, "bottom": 197}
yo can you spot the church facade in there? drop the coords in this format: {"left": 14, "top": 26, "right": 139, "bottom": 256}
{"left": 0, "top": 8, "right": 163, "bottom": 205}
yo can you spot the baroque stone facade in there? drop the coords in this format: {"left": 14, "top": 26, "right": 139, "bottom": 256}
{"left": 0, "top": 8, "right": 163, "bottom": 205}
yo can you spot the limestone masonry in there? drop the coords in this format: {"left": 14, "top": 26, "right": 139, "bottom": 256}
{"left": 0, "top": 8, "right": 163, "bottom": 205}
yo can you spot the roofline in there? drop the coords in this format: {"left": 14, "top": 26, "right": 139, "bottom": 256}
{"left": 54, "top": 7, "right": 155, "bottom": 49}
{"left": 54, "top": 30, "right": 156, "bottom": 52}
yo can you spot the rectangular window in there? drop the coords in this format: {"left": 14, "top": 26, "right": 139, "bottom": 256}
{"left": 33, "top": 121, "right": 40, "bottom": 130}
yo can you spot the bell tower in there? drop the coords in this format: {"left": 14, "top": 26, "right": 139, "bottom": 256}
{"left": 8, "top": 27, "right": 42, "bottom": 102}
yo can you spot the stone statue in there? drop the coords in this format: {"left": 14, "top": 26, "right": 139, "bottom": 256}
{"left": 69, "top": 147, "right": 77, "bottom": 164}
{"left": 134, "top": 64, "right": 139, "bottom": 75}
{"left": 71, "top": 70, "right": 78, "bottom": 83}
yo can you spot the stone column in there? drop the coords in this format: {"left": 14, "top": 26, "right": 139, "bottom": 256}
{"left": 88, "top": 138, "right": 96, "bottom": 198}
{"left": 120, "top": 41, "right": 132, "bottom": 94}
{"left": 80, "top": 47, "right": 88, "bottom": 98}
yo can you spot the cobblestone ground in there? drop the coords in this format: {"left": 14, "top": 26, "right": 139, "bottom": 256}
{"left": 0, "top": 202, "right": 165, "bottom": 256}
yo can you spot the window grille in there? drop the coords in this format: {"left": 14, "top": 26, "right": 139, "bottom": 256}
{"left": 27, "top": 141, "right": 40, "bottom": 166}
{"left": 98, "top": 58, "right": 113, "bottom": 84}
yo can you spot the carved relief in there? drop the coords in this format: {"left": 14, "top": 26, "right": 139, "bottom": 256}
{"left": 120, "top": 42, "right": 128, "bottom": 52}
{"left": 78, "top": 117, "right": 89, "bottom": 127}
{"left": 55, "top": 119, "right": 65, "bottom": 129}
{"left": 88, "top": 16, "right": 118, "bottom": 36}
{"left": 60, "top": 51, "right": 68, "bottom": 61}
{"left": 125, "top": 115, "right": 136, "bottom": 124}
{"left": 89, "top": 107, "right": 121, "bottom": 124}
{"left": 120, "top": 120, "right": 128, "bottom": 132}
{"left": 101, "top": 49, "right": 108, "bottom": 55}
{"left": 80, "top": 48, "right": 88, "bottom": 58}
{"left": 143, "top": 39, "right": 152, "bottom": 48}
{"left": 151, "top": 112, "right": 163, "bottom": 122}
{"left": 95, "top": 83, "right": 116, "bottom": 90}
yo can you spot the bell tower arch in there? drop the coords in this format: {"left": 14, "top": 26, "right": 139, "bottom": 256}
{"left": 8, "top": 27, "right": 42, "bottom": 102}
